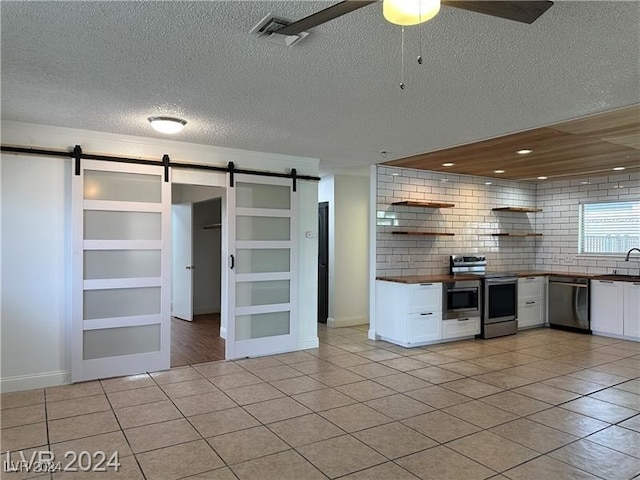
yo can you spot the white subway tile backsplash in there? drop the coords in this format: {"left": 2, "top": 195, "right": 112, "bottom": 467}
{"left": 376, "top": 165, "right": 639, "bottom": 277}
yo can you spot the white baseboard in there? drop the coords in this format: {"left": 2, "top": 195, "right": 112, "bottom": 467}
{"left": 193, "top": 306, "right": 220, "bottom": 315}
{"left": 220, "top": 326, "right": 227, "bottom": 339}
{"left": 1, "top": 370, "right": 71, "bottom": 393}
{"left": 327, "top": 316, "right": 369, "bottom": 329}
{"left": 368, "top": 328, "right": 378, "bottom": 341}
{"left": 297, "top": 336, "right": 319, "bottom": 351}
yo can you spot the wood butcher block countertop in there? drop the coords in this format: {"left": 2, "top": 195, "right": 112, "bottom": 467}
{"left": 377, "top": 270, "right": 639, "bottom": 284}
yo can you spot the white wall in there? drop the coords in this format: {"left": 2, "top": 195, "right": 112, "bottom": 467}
{"left": 1, "top": 121, "right": 319, "bottom": 391}
{"left": 319, "top": 174, "right": 370, "bottom": 328}
{"left": 1, "top": 154, "right": 71, "bottom": 390}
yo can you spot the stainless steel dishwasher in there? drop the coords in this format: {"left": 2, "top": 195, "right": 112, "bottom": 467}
{"left": 548, "top": 276, "right": 591, "bottom": 332}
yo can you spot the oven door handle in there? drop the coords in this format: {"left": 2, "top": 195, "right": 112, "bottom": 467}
{"left": 485, "top": 278, "right": 517, "bottom": 285}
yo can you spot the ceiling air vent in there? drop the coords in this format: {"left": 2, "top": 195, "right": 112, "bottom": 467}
{"left": 250, "top": 14, "right": 309, "bottom": 47}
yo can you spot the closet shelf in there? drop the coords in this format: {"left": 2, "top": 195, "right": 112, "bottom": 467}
{"left": 392, "top": 201, "right": 455, "bottom": 208}
{"left": 492, "top": 207, "right": 542, "bottom": 213}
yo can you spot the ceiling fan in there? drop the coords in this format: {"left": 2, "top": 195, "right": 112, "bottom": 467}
{"left": 274, "top": 0, "right": 554, "bottom": 37}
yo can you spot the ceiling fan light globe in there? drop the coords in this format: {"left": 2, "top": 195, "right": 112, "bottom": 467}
{"left": 383, "top": 0, "right": 441, "bottom": 26}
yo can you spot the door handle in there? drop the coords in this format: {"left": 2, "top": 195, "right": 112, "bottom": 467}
{"left": 185, "top": 265, "right": 195, "bottom": 270}
{"left": 230, "top": 254, "right": 235, "bottom": 270}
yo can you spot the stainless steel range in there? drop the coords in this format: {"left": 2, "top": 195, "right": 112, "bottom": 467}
{"left": 449, "top": 254, "right": 518, "bottom": 339}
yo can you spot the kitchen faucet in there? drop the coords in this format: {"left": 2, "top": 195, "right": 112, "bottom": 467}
{"left": 625, "top": 248, "right": 640, "bottom": 276}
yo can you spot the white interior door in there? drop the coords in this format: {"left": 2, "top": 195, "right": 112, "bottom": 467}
{"left": 71, "top": 160, "right": 170, "bottom": 382}
{"left": 226, "top": 175, "right": 297, "bottom": 359}
{"left": 172, "top": 203, "right": 193, "bottom": 321}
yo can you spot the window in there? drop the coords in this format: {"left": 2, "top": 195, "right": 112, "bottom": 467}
{"left": 579, "top": 200, "right": 640, "bottom": 254}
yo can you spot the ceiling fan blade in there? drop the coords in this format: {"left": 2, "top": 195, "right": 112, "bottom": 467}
{"left": 275, "top": 0, "right": 377, "bottom": 36}
{"left": 442, "top": 1, "right": 553, "bottom": 24}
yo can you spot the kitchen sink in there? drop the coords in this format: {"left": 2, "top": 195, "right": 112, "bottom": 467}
{"left": 594, "top": 274, "right": 640, "bottom": 281}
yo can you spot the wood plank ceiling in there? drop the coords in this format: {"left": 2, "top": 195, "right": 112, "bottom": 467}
{"left": 383, "top": 105, "right": 640, "bottom": 181}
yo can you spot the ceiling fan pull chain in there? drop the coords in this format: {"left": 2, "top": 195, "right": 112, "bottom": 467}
{"left": 418, "top": 0, "right": 423, "bottom": 65}
{"left": 400, "top": 26, "right": 405, "bottom": 89}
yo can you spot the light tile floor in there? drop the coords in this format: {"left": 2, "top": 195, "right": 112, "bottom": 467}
{"left": 2, "top": 326, "right": 640, "bottom": 480}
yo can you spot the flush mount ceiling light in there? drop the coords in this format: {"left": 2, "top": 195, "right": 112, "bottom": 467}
{"left": 613, "top": 166, "right": 626, "bottom": 171}
{"left": 383, "top": 0, "right": 441, "bottom": 26}
{"left": 442, "top": 162, "right": 455, "bottom": 167}
{"left": 494, "top": 170, "right": 506, "bottom": 174}
{"left": 537, "top": 176, "right": 548, "bottom": 180}
{"left": 148, "top": 116, "right": 187, "bottom": 134}
{"left": 517, "top": 149, "right": 533, "bottom": 155}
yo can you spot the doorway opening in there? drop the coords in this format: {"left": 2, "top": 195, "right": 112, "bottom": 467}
{"left": 171, "top": 184, "right": 225, "bottom": 366}
{"left": 318, "top": 202, "right": 329, "bottom": 324}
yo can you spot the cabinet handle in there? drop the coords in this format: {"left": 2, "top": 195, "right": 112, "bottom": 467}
{"left": 525, "top": 301, "right": 535, "bottom": 305}
{"left": 457, "top": 318, "right": 470, "bottom": 322}
{"left": 598, "top": 280, "right": 614, "bottom": 284}
{"left": 525, "top": 277, "right": 535, "bottom": 280}
{"left": 634, "top": 283, "right": 640, "bottom": 286}
{"left": 420, "top": 313, "right": 433, "bottom": 316}
{"left": 420, "top": 283, "right": 433, "bottom": 286}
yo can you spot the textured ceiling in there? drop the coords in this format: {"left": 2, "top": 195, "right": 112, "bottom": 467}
{"left": 1, "top": 1, "right": 639, "bottom": 174}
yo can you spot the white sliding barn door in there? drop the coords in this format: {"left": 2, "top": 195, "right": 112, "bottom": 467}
{"left": 71, "top": 160, "right": 170, "bottom": 382}
{"left": 226, "top": 175, "right": 297, "bottom": 359}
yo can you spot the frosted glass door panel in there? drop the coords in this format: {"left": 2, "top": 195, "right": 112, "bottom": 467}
{"left": 84, "top": 287, "right": 161, "bottom": 320}
{"left": 237, "top": 183, "right": 290, "bottom": 209}
{"left": 236, "top": 280, "right": 290, "bottom": 307}
{"left": 236, "top": 312, "right": 290, "bottom": 340}
{"left": 84, "top": 170, "right": 161, "bottom": 203}
{"left": 84, "top": 211, "right": 161, "bottom": 240}
{"left": 83, "top": 325, "right": 161, "bottom": 360}
{"left": 236, "top": 249, "right": 290, "bottom": 274}
{"left": 84, "top": 250, "right": 161, "bottom": 279}
{"left": 236, "top": 216, "right": 290, "bottom": 241}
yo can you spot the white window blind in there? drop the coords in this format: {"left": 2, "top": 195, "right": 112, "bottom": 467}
{"left": 579, "top": 200, "right": 640, "bottom": 254}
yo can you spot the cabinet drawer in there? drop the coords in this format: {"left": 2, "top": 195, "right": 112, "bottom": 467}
{"left": 518, "top": 277, "right": 544, "bottom": 300}
{"left": 442, "top": 317, "right": 480, "bottom": 340}
{"left": 518, "top": 301, "right": 544, "bottom": 328}
{"left": 408, "top": 283, "right": 442, "bottom": 313}
{"left": 407, "top": 312, "right": 441, "bottom": 344}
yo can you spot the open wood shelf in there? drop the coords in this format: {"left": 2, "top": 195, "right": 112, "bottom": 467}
{"left": 491, "top": 232, "right": 543, "bottom": 237}
{"left": 392, "top": 201, "right": 455, "bottom": 208}
{"left": 492, "top": 207, "right": 542, "bottom": 213}
{"left": 392, "top": 231, "right": 455, "bottom": 236}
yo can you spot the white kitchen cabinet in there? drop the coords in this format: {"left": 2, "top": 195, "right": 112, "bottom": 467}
{"left": 442, "top": 317, "right": 480, "bottom": 340}
{"left": 590, "top": 280, "right": 624, "bottom": 336}
{"left": 376, "top": 281, "right": 442, "bottom": 347}
{"left": 623, "top": 281, "right": 640, "bottom": 339}
{"left": 517, "top": 276, "right": 546, "bottom": 329}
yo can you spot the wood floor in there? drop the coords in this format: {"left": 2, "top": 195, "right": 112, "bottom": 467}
{"left": 171, "top": 313, "right": 225, "bottom": 367}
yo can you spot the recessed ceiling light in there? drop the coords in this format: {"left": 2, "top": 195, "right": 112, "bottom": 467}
{"left": 537, "top": 176, "right": 548, "bottom": 180}
{"left": 517, "top": 149, "right": 533, "bottom": 155}
{"left": 613, "top": 166, "right": 626, "bottom": 171}
{"left": 391, "top": 172, "right": 400, "bottom": 176}
{"left": 581, "top": 181, "right": 591, "bottom": 185}
{"left": 485, "top": 181, "right": 492, "bottom": 185}
{"left": 494, "top": 170, "right": 505, "bottom": 174}
{"left": 148, "top": 116, "right": 187, "bottom": 134}
{"left": 442, "top": 162, "right": 455, "bottom": 167}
